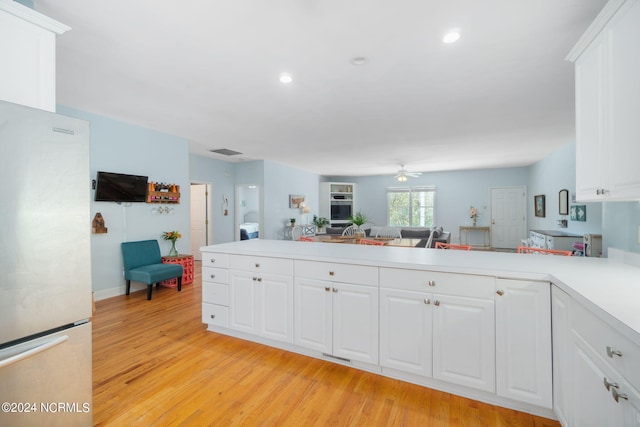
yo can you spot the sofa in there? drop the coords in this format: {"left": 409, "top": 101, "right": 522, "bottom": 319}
{"left": 324, "top": 226, "right": 450, "bottom": 248}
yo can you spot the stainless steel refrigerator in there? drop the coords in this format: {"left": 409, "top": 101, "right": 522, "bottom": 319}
{"left": 0, "top": 100, "right": 92, "bottom": 426}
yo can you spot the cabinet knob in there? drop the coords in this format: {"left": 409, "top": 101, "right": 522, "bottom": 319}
{"left": 332, "top": 288, "right": 338, "bottom": 293}
{"left": 606, "top": 346, "right": 623, "bottom": 358}
{"left": 428, "top": 280, "right": 435, "bottom": 287}
{"left": 257, "top": 277, "right": 262, "bottom": 282}
{"left": 603, "top": 377, "right": 619, "bottom": 391}
{"left": 255, "top": 263, "right": 260, "bottom": 268}
{"left": 210, "top": 274, "right": 215, "bottom": 279}
{"left": 612, "top": 388, "right": 628, "bottom": 403}
{"left": 496, "top": 290, "right": 504, "bottom": 296}
{"left": 329, "top": 271, "right": 335, "bottom": 276}
{"left": 325, "top": 287, "right": 331, "bottom": 292}
{"left": 210, "top": 258, "right": 216, "bottom": 263}
{"left": 252, "top": 277, "right": 258, "bottom": 281}
{"left": 434, "top": 300, "right": 440, "bottom": 306}
{"left": 210, "top": 314, "right": 216, "bottom": 319}
{"left": 424, "top": 298, "right": 431, "bottom": 305}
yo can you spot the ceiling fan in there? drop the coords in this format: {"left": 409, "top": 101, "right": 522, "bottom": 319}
{"left": 394, "top": 165, "right": 422, "bottom": 182}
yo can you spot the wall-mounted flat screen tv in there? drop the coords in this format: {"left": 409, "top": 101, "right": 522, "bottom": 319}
{"left": 94, "top": 171, "right": 148, "bottom": 202}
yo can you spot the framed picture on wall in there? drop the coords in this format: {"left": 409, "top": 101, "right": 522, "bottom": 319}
{"left": 534, "top": 195, "right": 545, "bottom": 217}
{"left": 570, "top": 205, "right": 587, "bottom": 222}
{"left": 289, "top": 194, "right": 305, "bottom": 208}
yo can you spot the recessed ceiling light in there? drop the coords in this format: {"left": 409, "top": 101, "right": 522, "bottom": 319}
{"left": 350, "top": 56, "right": 368, "bottom": 66}
{"left": 279, "top": 73, "right": 293, "bottom": 84}
{"left": 442, "top": 30, "right": 461, "bottom": 44}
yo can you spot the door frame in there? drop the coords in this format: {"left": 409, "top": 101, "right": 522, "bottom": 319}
{"left": 489, "top": 186, "right": 527, "bottom": 249}
{"left": 190, "top": 181, "right": 213, "bottom": 259}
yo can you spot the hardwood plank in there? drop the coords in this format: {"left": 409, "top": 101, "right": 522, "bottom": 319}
{"left": 92, "top": 261, "right": 560, "bottom": 427}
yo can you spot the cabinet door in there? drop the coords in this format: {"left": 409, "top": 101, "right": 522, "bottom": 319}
{"left": 332, "top": 282, "right": 379, "bottom": 364}
{"left": 229, "top": 271, "right": 258, "bottom": 334}
{"left": 575, "top": 31, "right": 606, "bottom": 201}
{"left": 432, "top": 294, "right": 495, "bottom": 392}
{"left": 294, "top": 278, "right": 332, "bottom": 354}
{"left": 379, "top": 288, "right": 432, "bottom": 377}
{"left": 552, "top": 286, "right": 572, "bottom": 426}
{"left": 572, "top": 332, "right": 623, "bottom": 427}
{"left": 606, "top": 0, "right": 640, "bottom": 200}
{"left": 495, "top": 280, "right": 552, "bottom": 408}
{"left": 259, "top": 273, "right": 293, "bottom": 343}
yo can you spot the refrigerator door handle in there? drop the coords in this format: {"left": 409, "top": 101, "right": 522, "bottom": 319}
{"left": 0, "top": 335, "right": 68, "bottom": 369}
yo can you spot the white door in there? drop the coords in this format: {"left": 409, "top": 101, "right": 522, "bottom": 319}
{"left": 379, "top": 288, "right": 433, "bottom": 377}
{"left": 432, "top": 294, "right": 495, "bottom": 392}
{"left": 495, "top": 279, "right": 552, "bottom": 408}
{"left": 259, "top": 273, "right": 293, "bottom": 343}
{"left": 294, "top": 278, "right": 332, "bottom": 354}
{"left": 190, "top": 183, "right": 209, "bottom": 260}
{"left": 490, "top": 187, "right": 526, "bottom": 249}
{"left": 332, "top": 282, "right": 379, "bottom": 364}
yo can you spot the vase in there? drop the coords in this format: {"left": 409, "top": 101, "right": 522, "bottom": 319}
{"left": 169, "top": 240, "right": 178, "bottom": 256}
{"left": 472, "top": 218, "right": 477, "bottom": 227}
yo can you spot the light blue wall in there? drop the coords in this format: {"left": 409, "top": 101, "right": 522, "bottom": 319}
{"left": 329, "top": 167, "right": 529, "bottom": 245}
{"left": 603, "top": 201, "right": 640, "bottom": 255}
{"left": 528, "top": 142, "right": 602, "bottom": 235}
{"left": 264, "top": 161, "right": 321, "bottom": 240}
{"left": 58, "top": 106, "right": 190, "bottom": 298}
{"left": 189, "top": 154, "right": 236, "bottom": 244}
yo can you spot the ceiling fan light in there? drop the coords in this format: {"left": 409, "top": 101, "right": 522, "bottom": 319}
{"left": 397, "top": 175, "right": 408, "bottom": 182}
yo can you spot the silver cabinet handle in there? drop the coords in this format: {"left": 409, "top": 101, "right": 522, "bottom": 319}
{"left": 257, "top": 277, "right": 262, "bottom": 282}
{"left": 325, "top": 287, "right": 330, "bottom": 292}
{"left": 255, "top": 263, "right": 260, "bottom": 268}
{"left": 329, "top": 271, "right": 335, "bottom": 276}
{"left": 428, "top": 280, "right": 435, "bottom": 287}
{"left": 210, "top": 314, "right": 216, "bottom": 319}
{"left": 210, "top": 274, "right": 215, "bottom": 279}
{"left": 210, "top": 258, "right": 216, "bottom": 263}
{"left": 424, "top": 298, "right": 431, "bottom": 304}
{"left": 496, "top": 290, "right": 504, "bottom": 296}
{"left": 252, "top": 277, "right": 257, "bottom": 281}
{"left": 604, "top": 377, "right": 619, "bottom": 391}
{"left": 434, "top": 300, "right": 440, "bottom": 306}
{"left": 606, "top": 346, "right": 622, "bottom": 358}
{"left": 612, "top": 388, "right": 628, "bottom": 403}
{"left": 332, "top": 288, "right": 338, "bottom": 293}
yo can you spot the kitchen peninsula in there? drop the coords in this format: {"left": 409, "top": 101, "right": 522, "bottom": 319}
{"left": 201, "top": 239, "right": 640, "bottom": 425}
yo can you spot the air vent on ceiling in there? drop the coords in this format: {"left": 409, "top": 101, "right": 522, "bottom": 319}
{"left": 210, "top": 148, "right": 242, "bottom": 156}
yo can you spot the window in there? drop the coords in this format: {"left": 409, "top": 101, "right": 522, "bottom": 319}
{"left": 387, "top": 186, "right": 436, "bottom": 227}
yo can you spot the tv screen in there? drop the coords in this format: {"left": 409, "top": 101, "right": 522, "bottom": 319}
{"left": 331, "top": 203, "right": 352, "bottom": 220}
{"left": 94, "top": 171, "right": 148, "bottom": 202}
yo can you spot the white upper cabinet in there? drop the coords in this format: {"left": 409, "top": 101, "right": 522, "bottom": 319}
{"left": 0, "top": 0, "right": 70, "bottom": 112}
{"left": 568, "top": 0, "right": 640, "bottom": 201}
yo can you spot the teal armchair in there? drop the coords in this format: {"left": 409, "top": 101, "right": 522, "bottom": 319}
{"left": 121, "top": 240, "right": 183, "bottom": 300}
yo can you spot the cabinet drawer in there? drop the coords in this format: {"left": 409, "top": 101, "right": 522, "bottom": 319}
{"left": 380, "top": 268, "right": 495, "bottom": 299}
{"left": 230, "top": 255, "right": 293, "bottom": 275}
{"left": 294, "top": 260, "right": 378, "bottom": 286}
{"left": 202, "top": 267, "right": 229, "bottom": 285}
{"left": 572, "top": 300, "right": 640, "bottom": 389}
{"left": 202, "top": 283, "right": 229, "bottom": 306}
{"left": 202, "top": 252, "right": 229, "bottom": 268}
{"left": 202, "top": 303, "right": 229, "bottom": 327}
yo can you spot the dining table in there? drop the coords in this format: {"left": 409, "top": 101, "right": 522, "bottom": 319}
{"left": 311, "top": 235, "right": 424, "bottom": 248}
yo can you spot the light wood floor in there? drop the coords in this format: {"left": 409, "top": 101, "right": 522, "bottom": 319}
{"left": 92, "top": 261, "right": 560, "bottom": 427}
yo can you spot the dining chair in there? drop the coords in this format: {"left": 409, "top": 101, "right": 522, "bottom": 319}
{"left": 298, "top": 236, "right": 314, "bottom": 242}
{"left": 359, "top": 238, "right": 385, "bottom": 246}
{"left": 517, "top": 246, "right": 573, "bottom": 256}
{"left": 435, "top": 242, "right": 472, "bottom": 251}
{"left": 374, "top": 226, "right": 402, "bottom": 239}
{"left": 341, "top": 224, "right": 361, "bottom": 236}
{"left": 291, "top": 226, "right": 303, "bottom": 241}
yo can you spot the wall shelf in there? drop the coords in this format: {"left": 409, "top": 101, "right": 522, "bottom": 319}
{"left": 146, "top": 183, "right": 180, "bottom": 204}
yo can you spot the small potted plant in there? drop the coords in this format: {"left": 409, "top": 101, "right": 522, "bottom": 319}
{"left": 348, "top": 211, "right": 369, "bottom": 241}
{"left": 312, "top": 215, "right": 330, "bottom": 233}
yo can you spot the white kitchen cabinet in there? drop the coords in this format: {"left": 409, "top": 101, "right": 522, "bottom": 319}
{"left": 432, "top": 294, "right": 495, "bottom": 393}
{"left": 379, "top": 268, "right": 495, "bottom": 393}
{"left": 294, "top": 260, "right": 378, "bottom": 364}
{"left": 379, "top": 288, "right": 432, "bottom": 377}
{"left": 569, "top": 0, "right": 640, "bottom": 201}
{"left": 201, "top": 253, "right": 231, "bottom": 328}
{"left": 495, "top": 279, "right": 552, "bottom": 409}
{"left": 0, "top": 1, "right": 69, "bottom": 112}
{"left": 552, "top": 285, "right": 572, "bottom": 426}
{"left": 229, "top": 255, "right": 294, "bottom": 343}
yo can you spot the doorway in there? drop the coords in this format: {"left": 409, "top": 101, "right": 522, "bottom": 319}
{"left": 235, "top": 184, "right": 261, "bottom": 241}
{"left": 190, "top": 183, "right": 211, "bottom": 261}
{"left": 490, "top": 186, "right": 526, "bottom": 249}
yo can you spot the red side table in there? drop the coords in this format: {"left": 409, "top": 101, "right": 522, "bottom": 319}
{"left": 160, "top": 254, "right": 194, "bottom": 288}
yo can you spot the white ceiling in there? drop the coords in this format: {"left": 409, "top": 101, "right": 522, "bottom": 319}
{"left": 34, "top": 0, "right": 607, "bottom": 177}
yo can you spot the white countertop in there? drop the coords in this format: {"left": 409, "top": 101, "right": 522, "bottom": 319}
{"left": 201, "top": 239, "right": 640, "bottom": 343}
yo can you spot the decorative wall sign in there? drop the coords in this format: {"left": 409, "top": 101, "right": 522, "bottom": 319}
{"left": 92, "top": 212, "right": 108, "bottom": 233}
{"left": 289, "top": 194, "right": 305, "bottom": 208}
{"left": 534, "top": 195, "right": 545, "bottom": 218}
{"left": 570, "top": 205, "right": 587, "bottom": 222}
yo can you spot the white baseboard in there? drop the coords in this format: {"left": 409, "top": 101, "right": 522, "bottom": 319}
{"left": 93, "top": 282, "right": 148, "bottom": 301}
